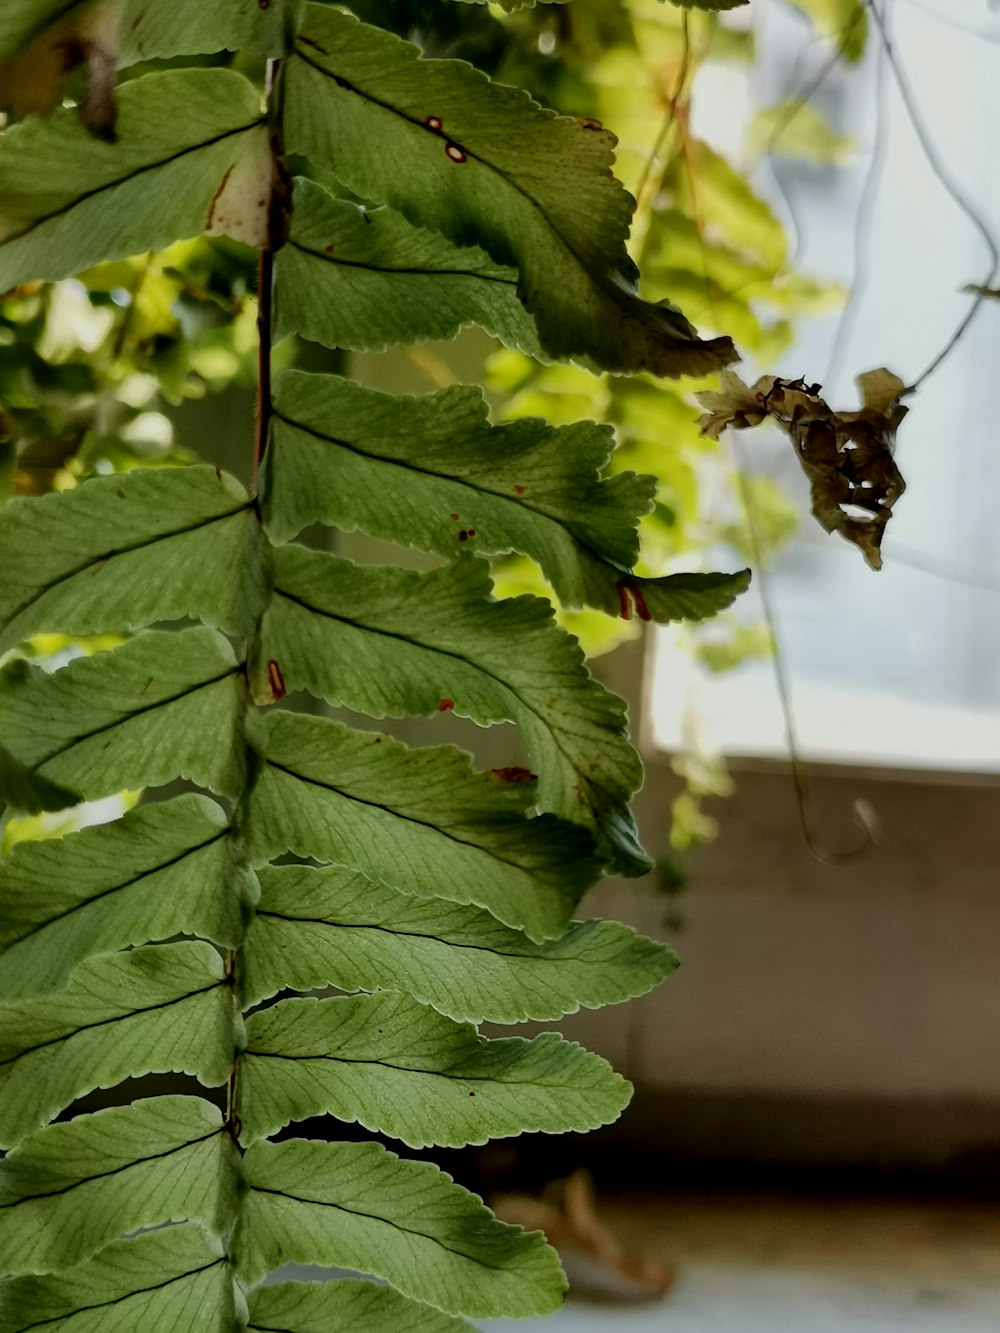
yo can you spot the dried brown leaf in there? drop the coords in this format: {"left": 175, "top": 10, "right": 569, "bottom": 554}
{"left": 493, "top": 1169, "right": 674, "bottom": 1300}
{"left": 695, "top": 371, "right": 774, "bottom": 439}
{"left": 785, "top": 370, "right": 907, "bottom": 570}
{"left": 696, "top": 368, "right": 906, "bottom": 569}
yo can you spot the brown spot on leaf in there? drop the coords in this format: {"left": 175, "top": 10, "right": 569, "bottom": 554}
{"left": 458, "top": 530, "right": 469, "bottom": 542}
{"left": 490, "top": 766, "right": 535, "bottom": 784}
{"left": 206, "top": 165, "right": 235, "bottom": 231}
{"left": 214, "top": 466, "right": 222, "bottom": 480}
{"left": 616, "top": 582, "right": 651, "bottom": 622}
{"left": 438, "top": 698, "right": 455, "bottom": 712}
{"left": 514, "top": 485, "right": 526, "bottom": 494}
{"left": 577, "top": 116, "right": 604, "bottom": 131}
{"left": 425, "top": 115, "right": 443, "bottom": 132}
{"left": 445, "top": 143, "right": 467, "bottom": 164}
{"left": 450, "top": 513, "right": 459, "bottom": 521}
{"left": 267, "top": 659, "right": 286, "bottom": 701}
{"left": 324, "top": 244, "right": 334, "bottom": 254}
{"left": 259, "top": 0, "right": 270, "bottom": 7}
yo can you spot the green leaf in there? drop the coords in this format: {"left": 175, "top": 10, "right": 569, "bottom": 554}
{"left": 117, "top": 0, "right": 304, "bottom": 62}
{"left": 283, "top": 5, "right": 735, "bottom": 378}
{"left": 248, "top": 1281, "right": 474, "bottom": 1333}
{"left": 0, "top": 794, "right": 251, "bottom": 1000}
{"left": 260, "top": 545, "right": 646, "bottom": 873}
{"left": 0, "top": 942, "right": 233, "bottom": 1147}
{"left": 750, "top": 101, "right": 855, "bottom": 164}
{"left": 662, "top": 0, "right": 748, "bottom": 9}
{"left": 242, "top": 863, "right": 675, "bottom": 1022}
{"left": 0, "top": 465, "right": 264, "bottom": 652}
{"left": 248, "top": 710, "right": 598, "bottom": 943}
{"left": 785, "top": 0, "right": 868, "bottom": 62}
{"left": 0, "top": 69, "right": 267, "bottom": 291}
{"left": 238, "top": 990, "right": 630, "bottom": 1147}
{"left": 451, "top": 0, "right": 566, "bottom": 11}
{"left": 0, "top": 741, "right": 78, "bottom": 815}
{"left": 0, "top": 1222, "right": 235, "bottom": 1331}
{"left": 266, "top": 370, "right": 749, "bottom": 624}
{"left": 0, "top": 628, "right": 247, "bottom": 803}
{"left": 0, "top": 1096, "right": 238, "bottom": 1275}
{"left": 276, "top": 178, "right": 541, "bottom": 355}
{"left": 237, "top": 1137, "right": 566, "bottom": 1316}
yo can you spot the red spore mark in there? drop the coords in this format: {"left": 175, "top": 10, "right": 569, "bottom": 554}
{"left": 490, "top": 766, "right": 535, "bottom": 784}
{"left": 458, "top": 530, "right": 469, "bottom": 542}
{"left": 616, "top": 581, "right": 652, "bottom": 623}
{"left": 267, "top": 659, "right": 286, "bottom": 701}
{"left": 425, "top": 115, "right": 443, "bottom": 132}
{"left": 631, "top": 585, "right": 651, "bottom": 622}
{"left": 514, "top": 485, "right": 526, "bottom": 494}
{"left": 438, "top": 698, "right": 455, "bottom": 712}
{"left": 445, "top": 143, "right": 467, "bottom": 164}
{"left": 214, "top": 466, "right": 222, "bottom": 480}
{"left": 450, "top": 513, "right": 460, "bottom": 521}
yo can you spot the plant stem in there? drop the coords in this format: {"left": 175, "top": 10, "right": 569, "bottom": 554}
{"left": 252, "top": 244, "right": 274, "bottom": 496}
{"left": 251, "top": 57, "right": 283, "bottom": 497}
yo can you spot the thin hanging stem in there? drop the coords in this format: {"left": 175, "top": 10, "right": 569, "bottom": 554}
{"left": 731, "top": 445, "right": 877, "bottom": 866}
{"left": 825, "top": 24, "right": 888, "bottom": 388}
{"left": 865, "top": 0, "right": 1000, "bottom": 392}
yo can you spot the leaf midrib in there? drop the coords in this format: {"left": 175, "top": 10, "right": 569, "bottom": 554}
{"left": 265, "top": 760, "right": 553, "bottom": 880}
{"left": 3, "top": 500, "right": 254, "bottom": 635}
{"left": 0, "top": 981, "right": 224, "bottom": 1069}
{"left": 270, "top": 407, "right": 622, "bottom": 568}
{"left": 291, "top": 42, "right": 593, "bottom": 281}
{"left": 0, "top": 121, "right": 264, "bottom": 251}
{"left": 256, "top": 906, "right": 589, "bottom": 964}
{"left": 288, "top": 236, "right": 518, "bottom": 287}
{"left": 31, "top": 664, "right": 242, "bottom": 769}
{"left": 250, "top": 1183, "right": 520, "bottom": 1272}
{"left": 16, "top": 1259, "right": 225, "bottom": 1330}
{"left": 3, "top": 827, "right": 231, "bottom": 951}
{"left": 273, "top": 584, "right": 599, "bottom": 790}
{"left": 244, "top": 1047, "right": 583, "bottom": 1089}
{"left": 0, "top": 1127, "right": 221, "bottom": 1209}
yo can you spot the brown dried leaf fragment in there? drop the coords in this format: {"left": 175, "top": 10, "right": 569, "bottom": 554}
{"left": 0, "top": 0, "right": 120, "bottom": 140}
{"left": 696, "top": 368, "right": 907, "bottom": 570}
{"left": 695, "top": 370, "right": 774, "bottom": 439}
{"left": 494, "top": 1169, "right": 673, "bottom": 1301}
